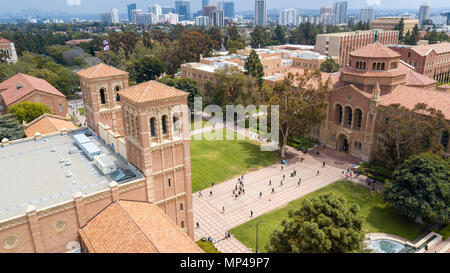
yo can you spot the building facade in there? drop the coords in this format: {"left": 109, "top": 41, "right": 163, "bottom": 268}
{"left": 255, "top": 0, "right": 267, "bottom": 26}
{"left": 388, "top": 42, "right": 450, "bottom": 83}
{"left": 360, "top": 7, "right": 375, "bottom": 23}
{"left": 370, "top": 17, "right": 419, "bottom": 34}
{"left": 315, "top": 30, "right": 399, "bottom": 67}
{"left": 223, "top": 1, "right": 235, "bottom": 18}
{"left": 279, "top": 9, "right": 298, "bottom": 26}
{"left": 0, "top": 38, "right": 18, "bottom": 64}
{"left": 333, "top": 1, "right": 348, "bottom": 24}
{"left": 195, "top": 16, "right": 210, "bottom": 27}
{"left": 127, "top": 3, "right": 137, "bottom": 22}
{"left": 419, "top": 3, "right": 431, "bottom": 25}
{"left": 175, "top": 0, "right": 191, "bottom": 20}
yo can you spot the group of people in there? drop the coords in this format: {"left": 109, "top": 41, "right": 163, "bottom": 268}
{"left": 232, "top": 175, "right": 246, "bottom": 200}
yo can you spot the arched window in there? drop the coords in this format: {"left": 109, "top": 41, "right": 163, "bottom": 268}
{"left": 173, "top": 115, "right": 179, "bottom": 132}
{"left": 181, "top": 221, "right": 185, "bottom": 228}
{"left": 150, "top": 117, "right": 156, "bottom": 137}
{"left": 116, "top": 93, "right": 120, "bottom": 102}
{"left": 99, "top": 89, "right": 106, "bottom": 104}
{"left": 336, "top": 104, "right": 343, "bottom": 125}
{"left": 372, "top": 63, "right": 377, "bottom": 70}
{"left": 162, "top": 115, "right": 167, "bottom": 134}
{"left": 355, "top": 109, "right": 362, "bottom": 130}
{"left": 363, "top": 62, "right": 366, "bottom": 70}
{"left": 376, "top": 63, "right": 381, "bottom": 70}
{"left": 381, "top": 63, "right": 385, "bottom": 70}
{"left": 180, "top": 203, "right": 184, "bottom": 211}
{"left": 345, "top": 107, "right": 352, "bottom": 128}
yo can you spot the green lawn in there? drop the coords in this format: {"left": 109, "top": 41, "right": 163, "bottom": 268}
{"left": 190, "top": 119, "right": 209, "bottom": 131}
{"left": 230, "top": 180, "right": 422, "bottom": 253}
{"left": 78, "top": 107, "right": 85, "bottom": 115}
{"left": 190, "top": 129, "right": 280, "bottom": 192}
{"left": 196, "top": 240, "right": 221, "bottom": 253}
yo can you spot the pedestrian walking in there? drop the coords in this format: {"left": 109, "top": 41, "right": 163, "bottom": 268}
{"left": 281, "top": 165, "right": 284, "bottom": 171}
{"left": 258, "top": 192, "right": 262, "bottom": 199}
{"left": 222, "top": 206, "right": 225, "bottom": 214}
{"left": 209, "top": 190, "right": 213, "bottom": 197}
{"left": 280, "top": 180, "right": 283, "bottom": 186}
{"left": 196, "top": 222, "right": 200, "bottom": 228}
{"left": 211, "top": 182, "right": 215, "bottom": 187}
{"left": 298, "top": 178, "right": 301, "bottom": 186}
{"left": 283, "top": 174, "right": 285, "bottom": 179}
{"left": 268, "top": 179, "right": 272, "bottom": 186}
{"left": 271, "top": 187, "right": 275, "bottom": 194}
{"left": 199, "top": 191, "right": 203, "bottom": 197}
{"left": 317, "top": 170, "right": 320, "bottom": 176}
{"left": 323, "top": 162, "right": 326, "bottom": 168}
{"left": 250, "top": 210, "right": 254, "bottom": 217}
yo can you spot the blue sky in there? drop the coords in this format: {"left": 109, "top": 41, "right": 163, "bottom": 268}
{"left": 4, "top": 0, "right": 450, "bottom": 14}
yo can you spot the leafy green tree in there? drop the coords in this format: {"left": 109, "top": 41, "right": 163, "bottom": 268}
{"left": 375, "top": 103, "right": 448, "bottom": 167}
{"left": 0, "top": 50, "right": 8, "bottom": 64}
{"left": 383, "top": 153, "right": 450, "bottom": 224}
{"left": 159, "top": 77, "right": 202, "bottom": 111}
{"left": 394, "top": 18, "right": 405, "bottom": 41}
{"left": 128, "top": 55, "right": 166, "bottom": 84}
{"left": 250, "top": 26, "right": 269, "bottom": 48}
{"left": 226, "top": 23, "right": 241, "bottom": 42}
{"left": 320, "top": 56, "right": 340, "bottom": 73}
{"left": 0, "top": 114, "right": 25, "bottom": 140}
{"left": 272, "top": 25, "right": 286, "bottom": 45}
{"left": 267, "top": 193, "right": 364, "bottom": 253}
{"left": 244, "top": 50, "right": 265, "bottom": 89}
{"left": 8, "top": 101, "right": 51, "bottom": 123}
{"left": 226, "top": 40, "right": 245, "bottom": 54}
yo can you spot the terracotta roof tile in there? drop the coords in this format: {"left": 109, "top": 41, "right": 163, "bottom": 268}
{"left": 380, "top": 85, "right": 450, "bottom": 119}
{"left": 410, "top": 42, "right": 450, "bottom": 56}
{"left": 0, "top": 38, "right": 11, "bottom": 44}
{"left": 24, "top": 114, "right": 77, "bottom": 137}
{"left": 0, "top": 73, "right": 65, "bottom": 106}
{"left": 78, "top": 200, "right": 203, "bottom": 253}
{"left": 269, "top": 67, "right": 340, "bottom": 89}
{"left": 397, "top": 61, "right": 437, "bottom": 87}
{"left": 350, "top": 42, "right": 401, "bottom": 58}
{"left": 77, "top": 63, "right": 129, "bottom": 79}
{"left": 119, "top": 81, "right": 188, "bottom": 103}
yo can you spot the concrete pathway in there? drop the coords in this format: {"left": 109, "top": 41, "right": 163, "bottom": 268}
{"left": 193, "top": 146, "right": 355, "bottom": 253}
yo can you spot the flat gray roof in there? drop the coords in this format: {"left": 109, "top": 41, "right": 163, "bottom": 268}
{"left": 0, "top": 129, "right": 141, "bottom": 221}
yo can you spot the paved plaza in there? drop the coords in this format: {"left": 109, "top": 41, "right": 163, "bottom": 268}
{"left": 193, "top": 146, "right": 356, "bottom": 253}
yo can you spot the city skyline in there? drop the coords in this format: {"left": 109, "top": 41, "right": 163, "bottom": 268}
{"left": 2, "top": 0, "right": 450, "bottom": 15}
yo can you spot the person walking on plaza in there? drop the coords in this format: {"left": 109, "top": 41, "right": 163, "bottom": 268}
{"left": 317, "top": 170, "right": 320, "bottom": 176}
{"left": 199, "top": 191, "right": 203, "bottom": 197}
{"left": 297, "top": 178, "right": 301, "bottom": 186}
{"left": 222, "top": 206, "right": 225, "bottom": 214}
{"left": 250, "top": 210, "right": 254, "bottom": 218}
{"left": 196, "top": 222, "right": 200, "bottom": 228}
{"left": 271, "top": 187, "right": 275, "bottom": 194}
{"left": 258, "top": 192, "right": 263, "bottom": 199}
{"left": 322, "top": 161, "right": 326, "bottom": 168}
{"left": 209, "top": 190, "right": 213, "bottom": 197}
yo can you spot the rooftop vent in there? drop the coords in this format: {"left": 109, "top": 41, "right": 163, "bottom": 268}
{"left": 16, "top": 84, "right": 23, "bottom": 90}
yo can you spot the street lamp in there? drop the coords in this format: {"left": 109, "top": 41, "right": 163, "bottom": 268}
{"left": 251, "top": 221, "right": 263, "bottom": 253}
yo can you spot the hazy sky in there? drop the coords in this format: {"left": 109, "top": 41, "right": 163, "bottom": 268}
{"left": 4, "top": 0, "right": 450, "bottom": 14}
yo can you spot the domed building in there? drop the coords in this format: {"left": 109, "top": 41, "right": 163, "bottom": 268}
{"left": 317, "top": 42, "right": 449, "bottom": 161}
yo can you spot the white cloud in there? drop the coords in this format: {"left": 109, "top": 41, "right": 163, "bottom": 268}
{"left": 367, "top": 0, "right": 381, "bottom": 6}
{"left": 66, "top": 0, "right": 81, "bottom": 6}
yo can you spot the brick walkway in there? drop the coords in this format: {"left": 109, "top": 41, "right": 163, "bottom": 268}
{"left": 193, "top": 147, "right": 355, "bottom": 253}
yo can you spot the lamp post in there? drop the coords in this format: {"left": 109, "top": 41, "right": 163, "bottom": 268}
{"left": 251, "top": 221, "right": 263, "bottom": 253}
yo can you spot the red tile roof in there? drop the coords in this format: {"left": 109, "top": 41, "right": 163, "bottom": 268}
{"left": 77, "top": 63, "right": 129, "bottom": 79}
{"left": 0, "top": 73, "right": 65, "bottom": 106}
{"left": 410, "top": 42, "right": 450, "bottom": 56}
{"left": 79, "top": 200, "right": 203, "bottom": 253}
{"left": 350, "top": 42, "right": 401, "bottom": 58}
{"left": 0, "top": 38, "right": 11, "bottom": 44}
{"left": 119, "top": 81, "right": 188, "bottom": 103}
{"left": 380, "top": 85, "right": 450, "bottom": 119}
{"left": 398, "top": 61, "right": 436, "bottom": 87}
{"left": 267, "top": 67, "right": 340, "bottom": 89}
{"left": 24, "top": 114, "right": 77, "bottom": 137}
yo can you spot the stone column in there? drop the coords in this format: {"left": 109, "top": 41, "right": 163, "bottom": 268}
{"left": 109, "top": 181, "right": 120, "bottom": 201}
{"left": 26, "top": 205, "right": 46, "bottom": 253}
{"left": 73, "top": 192, "right": 87, "bottom": 227}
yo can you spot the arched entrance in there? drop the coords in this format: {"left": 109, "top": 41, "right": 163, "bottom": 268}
{"left": 337, "top": 134, "right": 349, "bottom": 153}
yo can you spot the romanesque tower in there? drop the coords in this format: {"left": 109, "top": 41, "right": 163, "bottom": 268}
{"left": 77, "top": 64, "right": 129, "bottom": 136}
{"left": 118, "top": 81, "right": 194, "bottom": 238}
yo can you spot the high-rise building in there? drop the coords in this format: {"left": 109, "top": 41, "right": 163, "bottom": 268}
{"left": 159, "top": 13, "right": 179, "bottom": 24}
{"left": 360, "top": 7, "right": 375, "bottom": 23}
{"left": 202, "top": 0, "right": 209, "bottom": 8}
{"left": 333, "top": 1, "right": 348, "bottom": 24}
{"left": 320, "top": 6, "right": 335, "bottom": 25}
{"left": 131, "top": 9, "right": 142, "bottom": 24}
{"left": 348, "top": 16, "right": 355, "bottom": 26}
{"left": 148, "top": 4, "right": 162, "bottom": 17}
{"left": 203, "top": 5, "right": 217, "bottom": 18}
{"left": 223, "top": 2, "right": 235, "bottom": 18}
{"left": 101, "top": 9, "right": 119, "bottom": 24}
{"left": 255, "top": 0, "right": 267, "bottom": 26}
{"left": 212, "top": 10, "right": 224, "bottom": 27}
{"left": 162, "top": 6, "right": 176, "bottom": 14}
{"left": 279, "top": 9, "right": 298, "bottom": 26}
{"left": 175, "top": 0, "right": 191, "bottom": 20}
{"left": 419, "top": 3, "right": 431, "bottom": 25}
{"left": 195, "top": 16, "right": 210, "bottom": 27}
{"left": 136, "top": 13, "right": 158, "bottom": 25}
{"left": 127, "top": 3, "right": 137, "bottom": 22}
{"left": 320, "top": 6, "right": 333, "bottom": 16}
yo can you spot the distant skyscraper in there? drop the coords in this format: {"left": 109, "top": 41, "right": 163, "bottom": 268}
{"left": 360, "top": 7, "right": 375, "bottom": 23}
{"left": 279, "top": 9, "right": 298, "bottom": 26}
{"left": 162, "top": 6, "right": 176, "bottom": 15}
{"left": 202, "top": 0, "right": 209, "bottom": 8}
{"left": 195, "top": 16, "right": 210, "bottom": 27}
{"left": 212, "top": 10, "right": 224, "bottom": 27}
{"left": 348, "top": 16, "right": 355, "bottom": 26}
{"left": 419, "top": 3, "right": 431, "bottom": 25}
{"left": 127, "top": 3, "right": 137, "bottom": 22}
{"left": 175, "top": 0, "right": 191, "bottom": 20}
{"left": 255, "top": 0, "right": 267, "bottom": 26}
{"left": 131, "top": 9, "right": 142, "bottom": 24}
{"left": 320, "top": 6, "right": 333, "bottom": 16}
{"left": 223, "top": 2, "right": 235, "bottom": 18}
{"left": 320, "top": 6, "right": 335, "bottom": 25}
{"left": 101, "top": 9, "right": 119, "bottom": 24}
{"left": 111, "top": 8, "right": 119, "bottom": 23}
{"left": 148, "top": 4, "right": 162, "bottom": 17}
{"left": 203, "top": 5, "right": 217, "bottom": 18}
{"left": 333, "top": 1, "right": 348, "bottom": 24}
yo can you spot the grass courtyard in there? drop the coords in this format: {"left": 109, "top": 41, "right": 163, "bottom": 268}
{"left": 190, "top": 129, "right": 280, "bottom": 192}
{"left": 196, "top": 240, "right": 221, "bottom": 253}
{"left": 230, "top": 180, "right": 422, "bottom": 253}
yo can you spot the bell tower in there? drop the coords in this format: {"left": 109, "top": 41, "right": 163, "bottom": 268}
{"left": 77, "top": 63, "right": 129, "bottom": 136}
{"left": 119, "top": 81, "right": 194, "bottom": 238}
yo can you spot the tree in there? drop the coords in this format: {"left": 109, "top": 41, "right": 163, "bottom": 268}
{"left": 8, "top": 101, "right": 51, "bottom": 124}
{"left": 128, "top": 55, "right": 166, "bottom": 84}
{"left": 226, "top": 23, "right": 241, "bottom": 42}
{"left": 383, "top": 153, "right": 450, "bottom": 224}
{"left": 0, "top": 50, "right": 8, "bottom": 64}
{"left": 272, "top": 25, "right": 286, "bottom": 45}
{"left": 244, "top": 50, "right": 265, "bottom": 89}
{"left": 266, "top": 193, "right": 364, "bottom": 253}
{"left": 320, "top": 56, "right": 340, "bottom": 73}
{"left": 250, "top": 26, "right": 269, "bottom": 48}
{"left": 0, "top": 114, "right": 25, "bottom": 141}
{"left": 159, "top": 77, "right": 202, "bottom": 111}
{"left": 268, "top": 70, "right": 329, "bottom": 157}
{"left": 394, "top": 18, "right": 405, "bottom": 41}
{"left": 374, "top": 103, "right": 448, "bottom": 167}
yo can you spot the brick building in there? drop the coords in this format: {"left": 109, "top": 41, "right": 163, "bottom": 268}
{"left": 0, "top": 73, "right": 67, "bottom": 116}
{"left": 388, "top": 42, "right": 450, "bottom": 83}
{"left": 315, "top": 43, "right": 449, "bottom": 160}
{"left": 0, "top": 38, "right": 18, "bottom": 64}
{"left": 370, "top": 17, "right": 419, "bottom": 33}
{"left": 0, "top": 64, "right": 195, "bottom": 253}
{"left": 315, "top": 30, "right": 399, "bottom": 67}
